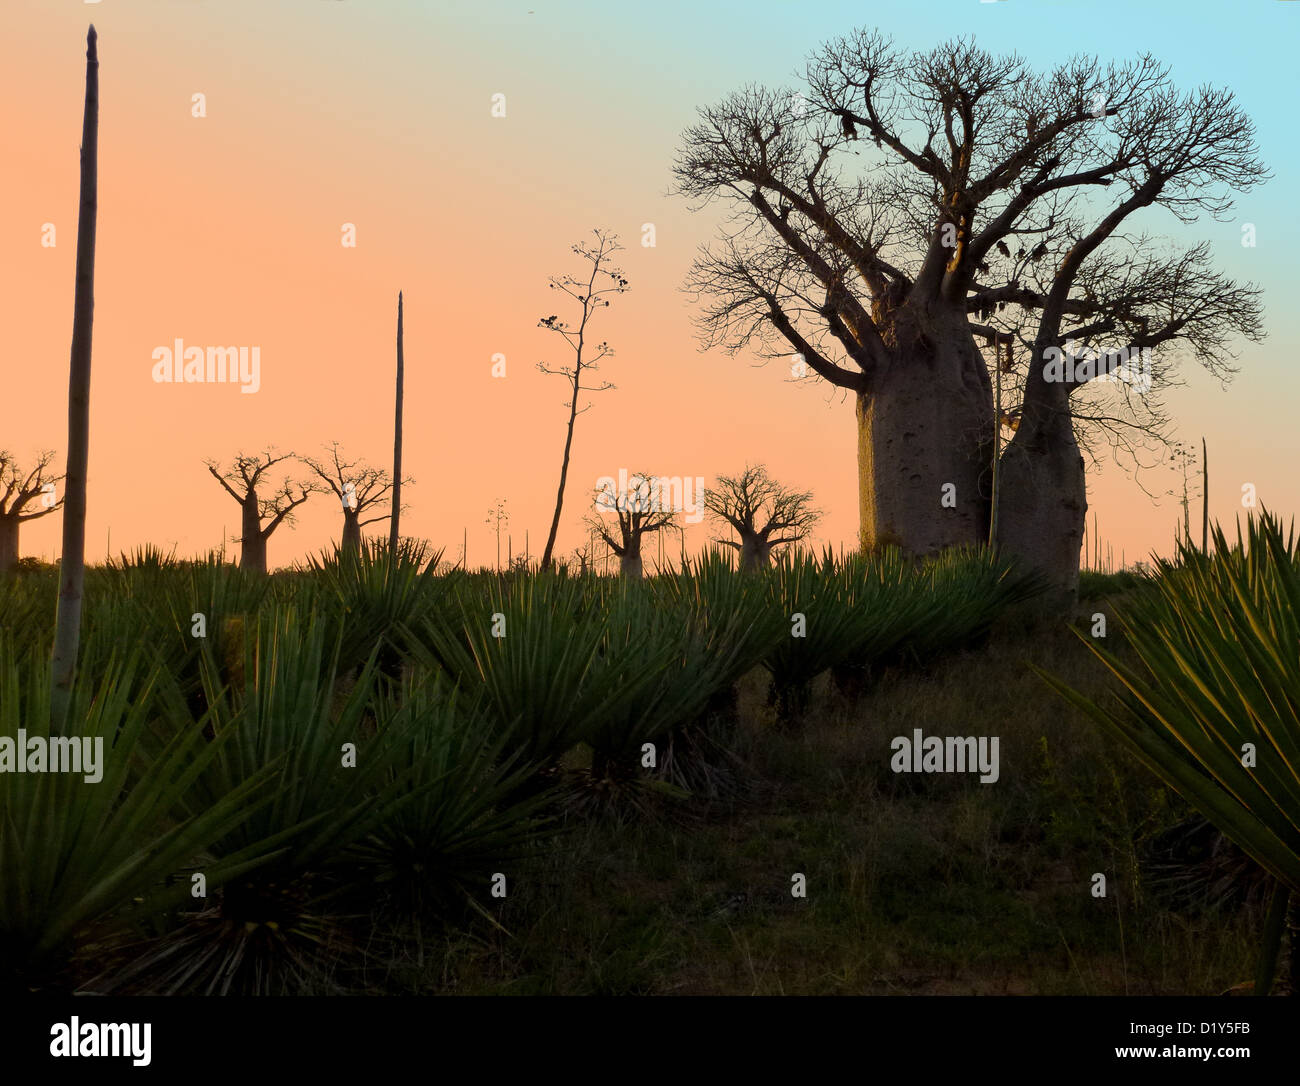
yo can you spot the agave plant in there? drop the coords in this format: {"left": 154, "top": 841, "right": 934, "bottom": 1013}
{"left": 1040, "top": 512, "right": 1300, "bottom": 995}
{"left": 300, "top": 537, "right": 447, "bottom": 679}
{"left": 103, "top": 607, "right": 427, "bottom": 994}
{"left": 0, "top": 647, "right": 276, "bottom": 994}
{"left": 404, "top": 573, "right": 652, "bottom": 767}
{"left": 647, "top": 552, "right": 787, "bottom": 797}
{"left": 347, "top": 672, "right": 560, "bottom": 924}
{"left": 762, "top": 548, "right": 926, "bottom": 719}
{"left": 904, "top": 545, "right": 1041, "bottom": 660}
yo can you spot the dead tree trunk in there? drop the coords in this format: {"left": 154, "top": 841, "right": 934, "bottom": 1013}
{"left": 51, "top": 24, "right": 99, "bottom": 726}
{"left": 389, "top": 290, "right": 404, "bottom": 556}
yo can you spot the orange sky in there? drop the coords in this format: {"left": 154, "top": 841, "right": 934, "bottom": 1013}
{"left": 3, "top": 1, "right": 1296, "bottom": 571}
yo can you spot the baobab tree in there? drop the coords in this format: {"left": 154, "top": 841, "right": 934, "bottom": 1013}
{"left": 302, "top": 442, "right": 406, "bottom": 557}
{"left": 0, "top": 451, "right": 66, "bottom": 572}
{"left": 51, "top": 24, "right": 99, "bottom": 726}
{"left": 537, "top": 229, "right": 629, "bottom": 572}
{"left": 703, "top": 464, "right": 821, "bottom": 570}
{"left": 674, "top": 31, "right": 1266, "bottom": 609}
{"left": 205, "top": 450, "right": 316, "bottom": 573}
{"left": 584, "top": 473, "right": 676, "bottom": 579}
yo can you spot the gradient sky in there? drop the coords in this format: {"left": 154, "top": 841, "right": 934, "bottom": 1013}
{"left": 3, "top": 0, "right": 1296, "bottom": 570}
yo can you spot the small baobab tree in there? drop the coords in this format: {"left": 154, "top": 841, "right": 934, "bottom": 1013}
{"left": 584, "top": 473, "right": 677, "bottom": 579}
{"left": 0, "top": 451, "right": 66, "bottom": 572}
{"left": 704, "top": 464, "right": 821, "bottom": 570}
{"left": 205, "top": 449, "right": 316, "bottom": 573}
{"left": 536, "top": 229, "right": 629, "bottom": 572}
{"left": 303, "top": 442, "right": 406, "bottom": 558}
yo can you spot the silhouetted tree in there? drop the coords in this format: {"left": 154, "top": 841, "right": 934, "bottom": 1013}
{"left": 51, "top": 24, "right": 99, "bottom": 726}
{"left": 584, "top": 473, "right": 676, "bottom": 579}
{"left": 675, "top": 30, "right": 1266, "bottom": 610}
{"left": 704, "top": 464, "right": 821, "bottom": 570}
{"left": 205, "top": 450, "right": 315, "bottom": 573}
{"left": 0, "top": 451, "right": 66, "bottom": 572}
{"left": 537, "top": 229, "right": 629, "bottom": 572}
{"left": 303, "top": 442, "right": 406, "bottom": 557}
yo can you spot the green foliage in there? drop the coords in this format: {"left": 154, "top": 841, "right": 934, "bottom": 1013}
{"left": 1041, "top": 511, "right": 1300, "bottom": 990}
{"left": 0, "top": 648, "right": 276, "bottom": 993}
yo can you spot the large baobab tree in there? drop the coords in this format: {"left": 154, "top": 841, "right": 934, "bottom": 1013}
{"left": 205, "top": 450, "right": 315, "bottom": 573}
{"left": 51, "top": 24, "right": 99, "bottom": 725}
{"left": 674, "top": 31, "right": 1266, "bottom": 610}
{"left": 704, "top": 464, "right": 821, "bottom": 570}
{"left": 584, "top": 473, "right": 676, "bottom": 579}
{"left": 303, "top": 442, "right": 407, "bottom": 558}
{"left": 0, "top": 451, "right": 66, "bottom": 572}
{"left": 537, "top": 229, "right": 629, "bottom": 572}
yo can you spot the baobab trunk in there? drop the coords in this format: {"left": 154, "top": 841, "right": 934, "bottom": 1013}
{"left": 996, "top": 361, "right": 1086, "bottom": 613}
{"left": 389, "top": 290, "right": 404, "bottom": 556}
{"left": 738, "top": 535, "right": 771, "bottom": 571}
{"left": 342, "top": 510, "right": 362, "bottom": 556}
{"left": 620, "top": 549, "right": 643, "bottom": 579}
{"left": 0, "top": 518, "right": 19, "bottom": 572}
{"left": 856, "top": 307, "right": 991, "bottom": 554}
{"left": 51, "top": 25, "right": 99, "bottom": 727}
{"left": 239, "top": 494, "right": 267, "bottom": 573}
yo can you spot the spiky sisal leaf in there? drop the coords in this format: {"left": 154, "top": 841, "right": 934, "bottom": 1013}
{"left": 0, "top": 646, "right": 277, "bottom": 992}
{"left": 1039, "top": 511, "right": 1300, "bottom": 893}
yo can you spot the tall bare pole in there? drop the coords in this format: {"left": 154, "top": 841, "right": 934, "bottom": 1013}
{"left": 389, "top": 290, "right": 404, "bottom": 555}
{"left": 51, "top": 25, "right": 99, "bottom": 727}
{"left": 1201, "top": 436, "right": 1209, "bottom": 554}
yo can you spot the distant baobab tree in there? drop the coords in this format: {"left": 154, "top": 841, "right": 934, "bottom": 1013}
{"left": 0, "top": 451, "right": 66, "bottom": 573}
{"left": 703, "top": 464, "right": 821, "bottom": 570}
{"left": 51, "top": 24, "right": 99, "bottom": 726}
{"left": 303, "top": 442, "right": 406, "bottom": 558}
{"left": 205, "top": 449, "right": 316, "bottom": 574}
{"left": 674, "top": 30, "right": 1267, "bottom": 611}
{"left": 584, "top": 473, "right": 676, "bottom": 579}
{"left": 536, "top": 229, "right": 629, "bottom": 572}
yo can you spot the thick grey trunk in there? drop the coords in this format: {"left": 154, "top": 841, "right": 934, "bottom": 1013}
{"left": 0, "top": 517, "right": 19, "bottom": 572}
{"left": 738, "top": 534, "right": 771, "bottom": 571}
{"left": 341, "top": 511, "right": 362, "bottom": 556}
{"left": 238, "top": 495, "right": 267, "bottom": 573}
{"left": 619, "top": 548, "right": 643, "bottom": 579}
{"left": 996, "top": 372, "right": 1085, "bottom": 613}
{"left": 856, "top": 311, "right": 990, "bottom": 554}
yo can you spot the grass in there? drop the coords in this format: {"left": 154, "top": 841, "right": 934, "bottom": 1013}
{"left": 359, "top": 621, "right": 1263, "bottom": 995}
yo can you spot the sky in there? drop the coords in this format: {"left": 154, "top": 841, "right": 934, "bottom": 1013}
{"left": 2, "top": 0, "right": 1296, "bottom": 571}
